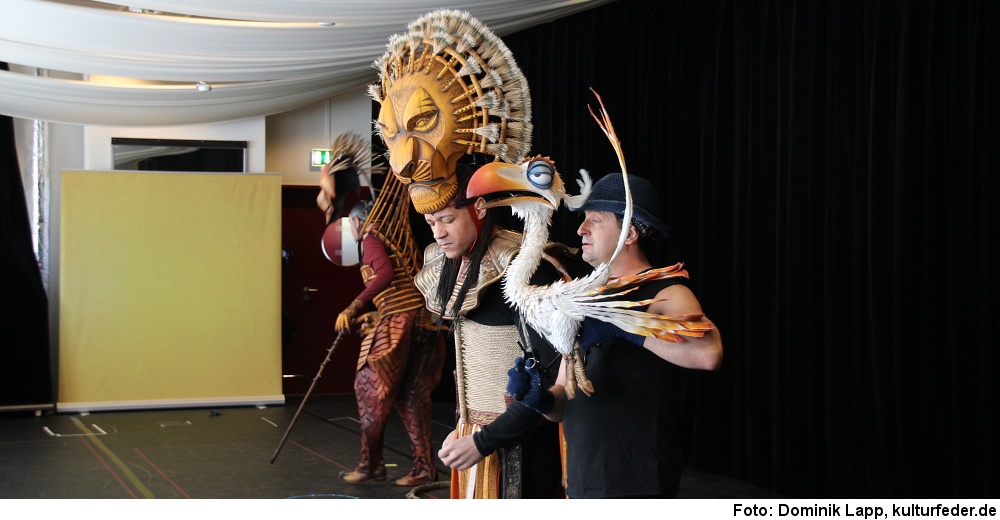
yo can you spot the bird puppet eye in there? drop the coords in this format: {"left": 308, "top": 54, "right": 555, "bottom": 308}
{"left": 526, "top": 160, "right": 554, "bottom": 190}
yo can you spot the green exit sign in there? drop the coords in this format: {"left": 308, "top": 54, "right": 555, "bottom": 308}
{"left": 311, "top": 149, "right": 333, "bottom": 167}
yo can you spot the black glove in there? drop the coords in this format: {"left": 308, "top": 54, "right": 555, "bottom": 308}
{"left": 505, "top": 356, "right": 553, "bottom": 414}
{"left": 578, "top": 316, "right": 645, "bottom": 351}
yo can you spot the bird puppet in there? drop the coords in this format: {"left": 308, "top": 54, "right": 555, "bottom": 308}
{"left": 465, "top": 92, "right": 713, "bottom": 398}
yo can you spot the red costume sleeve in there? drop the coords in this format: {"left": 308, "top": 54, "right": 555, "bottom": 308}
{"left": 354, "top": 233, "right": 394, "bottom": 306}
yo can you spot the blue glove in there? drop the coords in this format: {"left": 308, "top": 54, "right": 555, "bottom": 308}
{"left": 578, "top": 316, "right": 645, "bottom": 352}
{"left": 506, "top": 356, "right": 553, "bottom": 414}
{"left": 506, "top": 356, "right": 531, "bottom": 400}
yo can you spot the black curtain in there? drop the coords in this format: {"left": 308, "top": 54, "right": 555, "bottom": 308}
{"left": 503, "top": 0, "right": 998, "bottom": 497}
{"left": 0, "top": 62, "right": 53, "bottom": 408}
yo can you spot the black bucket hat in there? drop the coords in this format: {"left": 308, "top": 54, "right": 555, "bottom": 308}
{"left": 576, "top": 173, "right": 670, "bottom": 240}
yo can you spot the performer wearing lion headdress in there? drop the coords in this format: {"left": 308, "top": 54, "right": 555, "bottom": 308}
{"left": 368, "top": 10, "right": 580, "bottom": 499}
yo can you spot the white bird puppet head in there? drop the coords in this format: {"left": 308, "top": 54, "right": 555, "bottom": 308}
{"left": 466, "top": 155, "right": 592, "bottom": 217}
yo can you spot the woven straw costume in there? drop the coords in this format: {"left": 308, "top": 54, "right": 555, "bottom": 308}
{"left": 317, "top": 132, "right": 446, "bottom": 487}
{"left": 369, "top": 10, "right": 573, "bottom": 499}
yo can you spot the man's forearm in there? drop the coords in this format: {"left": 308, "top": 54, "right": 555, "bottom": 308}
{"left": 472, "top": 401, "right": 547, "bottom": 456}
{"left": 542, "top": 384, "right": 566, "bottom": 422}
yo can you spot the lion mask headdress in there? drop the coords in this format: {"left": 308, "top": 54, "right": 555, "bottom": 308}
{"left": 369, "top": 10, "right": 533, "bottom": 214}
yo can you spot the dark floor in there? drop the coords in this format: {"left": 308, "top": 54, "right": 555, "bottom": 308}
{"left": 0, "top": 395, "right": 777, "bottom": 499}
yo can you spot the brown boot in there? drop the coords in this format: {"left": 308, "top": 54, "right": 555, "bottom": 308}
{"left": 339, "top": 465, "right": 386, "bottom": 483}
{"left": 393, "top": 469, "right": 434, "bottom": 487}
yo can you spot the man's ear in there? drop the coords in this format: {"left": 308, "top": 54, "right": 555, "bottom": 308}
{"left": 625, "top": 224, "right": 640, "bottom": 245}
{"left": 475, "top": 197, "right": 488, "bottom": 220}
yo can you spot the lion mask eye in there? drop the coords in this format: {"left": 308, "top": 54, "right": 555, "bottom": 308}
{"left": 404, "top": 88, "right": 439, "bottom": 133}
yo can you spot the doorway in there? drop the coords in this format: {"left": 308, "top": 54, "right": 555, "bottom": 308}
{"left": 280, "top": 186, "right": 369, "bottom": 395}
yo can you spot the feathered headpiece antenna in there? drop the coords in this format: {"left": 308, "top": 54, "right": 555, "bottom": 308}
{"left": 587, "top": 88, "right": 633, "bottom": 265}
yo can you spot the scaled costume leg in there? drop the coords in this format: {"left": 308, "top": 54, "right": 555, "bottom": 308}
{"left": 342, "top": 364, "right": 392, "bottom": 482}
{"left": 342, "top": 312, "right": 414, "bottom": 483}
{"left": 393, "top": 319, "right": 446, "bottom": 485}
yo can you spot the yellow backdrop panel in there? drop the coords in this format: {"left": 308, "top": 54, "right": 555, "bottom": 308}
{"left": 59, "top": 170, "right": 283, "bottom": 411}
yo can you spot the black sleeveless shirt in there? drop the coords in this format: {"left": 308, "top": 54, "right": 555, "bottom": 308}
{"left": 562, "top": 276, "right": 688, "bottom": 498}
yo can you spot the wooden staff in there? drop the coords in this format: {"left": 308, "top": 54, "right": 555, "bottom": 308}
{"left": 269, "top": 329, "right": 347, "bottom": 464}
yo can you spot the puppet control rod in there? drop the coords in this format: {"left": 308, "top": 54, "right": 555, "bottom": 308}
{"left": 269, "top": 329, "right": 347, "bottom": 464}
